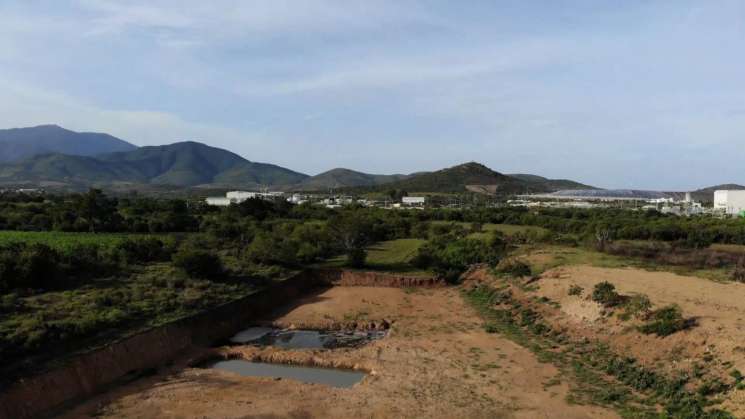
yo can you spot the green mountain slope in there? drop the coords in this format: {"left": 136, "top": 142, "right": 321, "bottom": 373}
{"left": 0, "top": 125, "right": 136, "bottom": 163}
{"left": 347, "top": 162, "right": 536, "bottom": 195}
{"left": 0, "top": 141, "right": 308, "bottom": 188}
{"left": 294, "top": 168, "right": 409, "bottom": 191}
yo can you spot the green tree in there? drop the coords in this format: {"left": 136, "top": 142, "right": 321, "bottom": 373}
{"left": 328, "top": 212, "right": 374, "bottom": 268}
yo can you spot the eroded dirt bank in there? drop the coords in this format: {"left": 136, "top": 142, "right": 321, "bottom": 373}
{"left": 0, "top": 271, "right": 325, "bottom": 419}
{"left": 0, "top": 269, "right": 452, "bottom": 419}
{"left": 533, "top": 265, "right": 745, "bottom": 416}
{"left": 64, "top": 286, "right": 616, "bottom": 419}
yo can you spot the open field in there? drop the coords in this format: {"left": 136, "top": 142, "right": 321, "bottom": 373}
{"left": 0, "top": 230, "right": 173, "bottom": 251}
{"left": 516, "top": 244, "right": 735, "bottom": 283}
{"left": 430, "top": 221, "right": 550, "bottom": 238}
{"left": 64, "top": 286, "right": 616, "bottom": 419}
{"left": 321, "top": 238, "right": 431, "bottom": 276}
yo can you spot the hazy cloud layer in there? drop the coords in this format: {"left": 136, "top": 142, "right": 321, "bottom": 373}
{"left": 1, "top": 1, "right": 744, "bottom": 189}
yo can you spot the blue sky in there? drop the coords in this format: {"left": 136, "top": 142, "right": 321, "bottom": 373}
{"left": 1, "top": 1, "right": 744, "bottom": 189}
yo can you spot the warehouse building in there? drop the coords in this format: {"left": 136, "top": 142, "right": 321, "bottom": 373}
{"left": 402, "top": 196, "right": 426, "bottom": 207}
{"left": 714, "top": 190, "right": 745, "bottom": 216}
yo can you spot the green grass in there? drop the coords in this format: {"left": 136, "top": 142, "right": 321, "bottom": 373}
{"left": 321, "top": 238, "right": 432, "bottom": 276}
{"left": 429, "top": 221, "right": 550, "bottom": 239}
{"left": 0, "top": 230, "right": 172, "bottom": 251}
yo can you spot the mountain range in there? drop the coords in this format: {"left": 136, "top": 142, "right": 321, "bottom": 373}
{"left": 0, "top": 125, "right": 136, "bottom": 163}
{"left": 0, "top": 125, "right": 597, "bottom": 194}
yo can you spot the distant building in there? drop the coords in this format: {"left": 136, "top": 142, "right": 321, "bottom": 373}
{"left": 714, "top": 190, "right": 745, "bottom": 216}
{"left": 402, "top": 196, "right": 425, "bottom": 206}
{"left": 205, "top": 197, "right": 233, "bottom": 207}
{"left": 205, "top": 190, "right": 285, "bottom": 207}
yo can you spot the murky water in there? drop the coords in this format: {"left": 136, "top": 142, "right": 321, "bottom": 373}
{"left": 229, "top": 327, "right": 275, "bottom": 344}
{"left": 210, "top": 360, "right": 366, "bottom": 388}
{"left": 229, "top": 327, "right": 385, "bottom": 349}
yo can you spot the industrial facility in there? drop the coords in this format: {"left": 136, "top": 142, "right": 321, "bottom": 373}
{"left": 714, "top": 190, "right": 745, "bottom": 216}
{"left": 205, "top": 190, "right": 286, "bottom": 206}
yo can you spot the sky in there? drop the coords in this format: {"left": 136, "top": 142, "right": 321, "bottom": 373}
{"left": 1, "top": 1, "right": 744, "bottom": 190}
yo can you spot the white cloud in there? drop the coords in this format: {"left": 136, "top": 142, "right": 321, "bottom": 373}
{"left": 74, "top": 0, "right": 443, "bottom": 38}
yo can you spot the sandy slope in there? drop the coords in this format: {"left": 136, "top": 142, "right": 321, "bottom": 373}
{"left": 534, "top": 265, "right": 745, "bottom": 416}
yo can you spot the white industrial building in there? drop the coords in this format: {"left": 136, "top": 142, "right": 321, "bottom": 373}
{"left": 205, "top": 197, "right": 233, "bottom": 206}
{"left": 402, "top": 196, "right": 426, "bottom": 206}
{"left": 714, "top": 190, "right": 745, "bottom": 216}
{"left": 205, "top": 190, "right": 285, "bottom": 207}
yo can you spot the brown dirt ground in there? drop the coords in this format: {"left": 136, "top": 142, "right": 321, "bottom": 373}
{"left": 532, "top": 265, "right": 745, "bottom": 415}
{"left": 61, "top": 287, "right": 616, "bottom": 419}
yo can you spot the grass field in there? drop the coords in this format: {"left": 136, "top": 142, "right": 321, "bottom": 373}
{"left": 429, "top": 221, "right": 550, "bottom": 240}
{"left": 0, "top": 231, "right": 173, "bottom": 251}
{"left": 321, "top": 238, "right": 431, "bottom": 276}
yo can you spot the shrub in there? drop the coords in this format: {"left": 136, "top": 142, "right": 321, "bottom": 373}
{"left": 244, "top": 232, "right": 299, "bottom": 266}
{"left": 414, "top": 237, "right": 504, "bottom": 284}
{"left": 496, "top": 259, "right": 531, "bottom": 278}
{"left": 470, "top": 222, "right": 483, "bottom": 233}
{"left": 622, "top": 294, "right": 652, "bottom": 320}
{"left": 63, "top": 243, "right": 110, "bottom": 277}
{"left": 346, "top": 247, "right": 367, "bottom": 268}
{"left": 112, "top": 238, "right": 169, "bottom": 265}
{"left": 172, "top": 246, "right": 223, "bottom": 279}
{"left": 591, "top": 281, "right": 624, "bottom": 307}
{"left": 639, "top": 305, "right": 692, "bottom": 337}
{"left": 568, "top": 284, "right": 583, "bottom": 296}
{"left": 410, "top": 222, "right": 431, "bottom": 239}
{"left": 732, "top": 257, "right": 745, "bottom": 283}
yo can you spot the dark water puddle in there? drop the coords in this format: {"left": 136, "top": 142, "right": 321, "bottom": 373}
{"left": 209, "top": 359, "right": 365, "bottom": 388}
{"left": 229, "top": 327, "right": 385, "bottom": 349}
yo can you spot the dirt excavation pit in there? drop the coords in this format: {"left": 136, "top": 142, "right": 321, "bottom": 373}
{"left": 63, "top": 286, "right": 616, "bottom": 419}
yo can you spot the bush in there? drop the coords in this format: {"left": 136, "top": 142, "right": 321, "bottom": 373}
{"left": 244, "top": 232, "right": 298, "bottom": 266}
{"left": 347, "top": 247, "right": 367, "bottom": 268}
{"left": 732, "top": 257, "right": 745, "bottom": 283}
{"left": 591, "top": 281, "right": 624, "bottom": 307}
{"left": 112, "top": 238, "right": 169, "bottom": 265}
{"left": 0, "top": 243, "right": 64, "bottom": 291}
{"left": 568, "top": 284, "right": 583, "bottom": 296}
{"left": 496, "top": 259, "right": 531, "bottom": 278}
{"left": 639, "top": 305, "right": 692, "bottom": 337}
{"left": 172, "top": 246, "right": 223, "bottom": 279}
{"left": 622, "top": 294, "right": 652, "bottom": 320}
{"left": 413, "top": 236, "right": 504, "bottom": 284}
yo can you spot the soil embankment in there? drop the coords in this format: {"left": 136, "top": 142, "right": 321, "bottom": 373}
{"left": 316, "top": 268, "right": 444, "bottom": 287}
{"left": 0, "top": 268, "right": 440, "bottom": 419}
{"left": 0, "top": 270, "right": 324, "bottom": 419}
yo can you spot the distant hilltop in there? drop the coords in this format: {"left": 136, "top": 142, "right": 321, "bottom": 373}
{"left": 0, "top": 125, "right": 596, "bottom": 194}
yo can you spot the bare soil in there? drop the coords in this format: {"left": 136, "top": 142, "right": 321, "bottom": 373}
{"left": 533, "top": 265, "right": 745, "bottom": 416}
{"left": 61, "top": 287, "right": 615, "bottom": 419}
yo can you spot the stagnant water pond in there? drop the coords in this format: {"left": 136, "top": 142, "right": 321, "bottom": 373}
{"left": 229, "top": 327, "right": 386, "bottom": 349}
{"left": 209, "top": 360, "right": 366, "bottom": 388}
